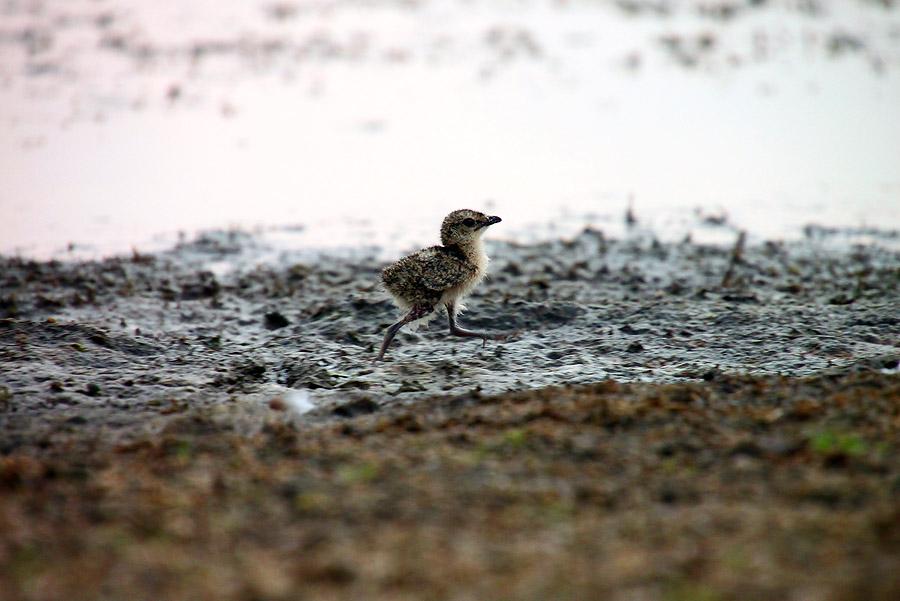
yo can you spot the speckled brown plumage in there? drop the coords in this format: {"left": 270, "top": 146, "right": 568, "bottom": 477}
{"left": 376, "top": 209, "right": 508, "bottom": 361}
{"left": 382, "top": 246, "right": 474, "bottom": 308}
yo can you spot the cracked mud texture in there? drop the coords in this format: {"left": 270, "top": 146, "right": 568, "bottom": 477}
{"left": 2, "top": 228, "right": 900, "bottom": 600}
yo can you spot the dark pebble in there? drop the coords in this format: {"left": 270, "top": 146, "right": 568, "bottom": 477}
{"left": 264, "top": 311, "right": 290, "bottom": 330}
{"left": 332, "top": 397, "right": 380, "bottom": 418}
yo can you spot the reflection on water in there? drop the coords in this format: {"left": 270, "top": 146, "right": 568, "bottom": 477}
{"left": 1, "top": 0, "right": 899, "bottom": 259}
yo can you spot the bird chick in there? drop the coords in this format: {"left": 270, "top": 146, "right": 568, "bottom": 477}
{"left": 376, "top": 209, "right": 507, "bottom": 361}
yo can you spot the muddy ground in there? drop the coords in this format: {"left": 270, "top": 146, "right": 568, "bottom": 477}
{"left": 2, "top": 227, "right": 900, "bottom": 600}
{"left": 1, "top": 226, "right": 899, "bottom": 430}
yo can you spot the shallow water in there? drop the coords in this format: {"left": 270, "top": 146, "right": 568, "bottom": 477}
{"left": 1, "top": 0, "right": 899, "bottom": 259}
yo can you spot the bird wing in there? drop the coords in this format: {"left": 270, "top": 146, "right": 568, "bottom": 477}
{"left": 416, "top": 248, "right": 476, "bottom": 292}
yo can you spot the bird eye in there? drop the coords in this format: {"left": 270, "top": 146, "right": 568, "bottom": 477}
{"left": 463, "top": 218, "right": 476, "bottom": 227}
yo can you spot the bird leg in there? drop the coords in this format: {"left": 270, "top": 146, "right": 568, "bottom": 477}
{"left": 376, "top": 304, "right": 434, "bottom": 361}
{"left": 446, "top": 302, "right": 508, "bottom": 348}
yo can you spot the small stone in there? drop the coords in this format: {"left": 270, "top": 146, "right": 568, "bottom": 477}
{"left": 264, "top": 311, "right": 290, "bottom": 330}
{"left": 332, "top": 398, "right": 379, "bottom": 418}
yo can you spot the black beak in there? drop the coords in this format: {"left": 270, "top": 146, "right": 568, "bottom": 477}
{"left": 484, "top": 215, "right": 502, "bottom": 227}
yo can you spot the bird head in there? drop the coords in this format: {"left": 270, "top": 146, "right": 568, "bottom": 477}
{"left": 440, "top": 210, "right": 502, "bottom": 246}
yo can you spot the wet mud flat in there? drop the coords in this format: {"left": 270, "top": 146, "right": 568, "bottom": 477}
{"left": 2, "top": 228, "right": 900, "bottom": 599}
{"left": 1, "top": 227, "right": 899, "bottom": 428}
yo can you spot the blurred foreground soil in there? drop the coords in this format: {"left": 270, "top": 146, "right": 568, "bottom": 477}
{"left": 2, "top": 371, "right": 900, "bottom": 601}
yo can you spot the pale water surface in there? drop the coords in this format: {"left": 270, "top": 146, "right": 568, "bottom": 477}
{"left": 2, "top": 0, "right": 899, "bottom": 259}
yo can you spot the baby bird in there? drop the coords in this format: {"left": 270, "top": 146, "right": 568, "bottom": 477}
{"left": 376, "top": 209, "right": 507, "bottom": 361}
